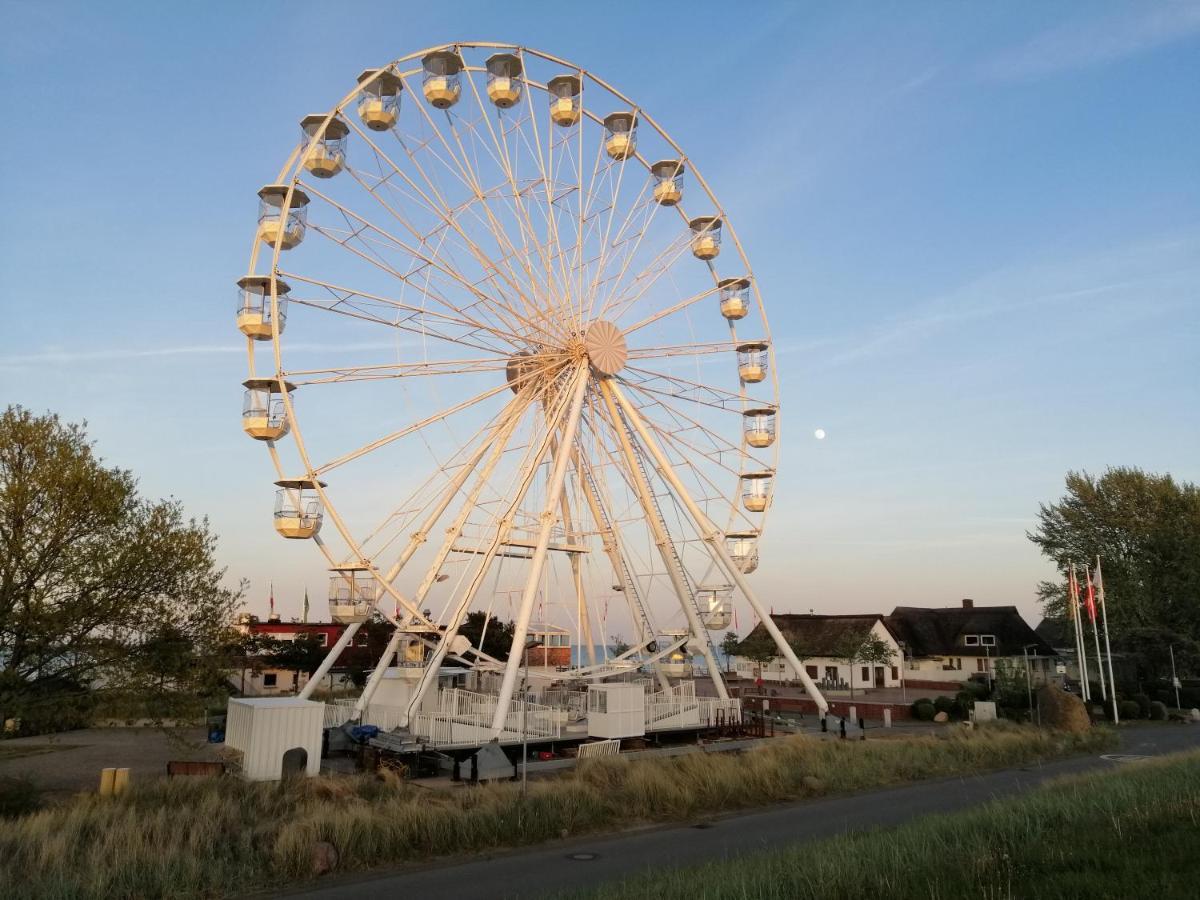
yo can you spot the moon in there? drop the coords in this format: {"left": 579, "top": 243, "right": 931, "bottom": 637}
{"left": 814, "top": 428, "right": 826, "bottom": 440}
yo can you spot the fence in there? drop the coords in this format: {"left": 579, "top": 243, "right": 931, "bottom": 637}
{"left": 323, "top": 699, "right": 358, "bottom": 729}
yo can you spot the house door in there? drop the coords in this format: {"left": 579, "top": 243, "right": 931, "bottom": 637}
{"left": 874, "top": 666, "right": 885, "bottom": 688}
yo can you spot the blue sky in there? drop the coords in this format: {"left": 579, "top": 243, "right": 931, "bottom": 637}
{"left": 1, "top": 1, "right": 1197, "bottom": 630}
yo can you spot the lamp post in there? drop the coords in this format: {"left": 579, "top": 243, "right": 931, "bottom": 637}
{"left": 521, "top": 638, "right": 542, "bottom": 800}
{"left": 1022, "top": 644, "right": 1039, "bottom": 725}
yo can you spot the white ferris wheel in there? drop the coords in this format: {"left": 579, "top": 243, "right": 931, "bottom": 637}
{"left": 237, "top": 42, "right": 827, "bottom": 736}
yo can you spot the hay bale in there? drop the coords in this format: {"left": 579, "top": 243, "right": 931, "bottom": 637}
{"left": 1037, "top": 685, "right": 1090, "bottom": 733}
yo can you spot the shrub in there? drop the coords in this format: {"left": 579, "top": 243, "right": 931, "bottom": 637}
{"left": 1148, "top": 701, "right": 1168, "bottom": 721}
{"left": 954, "top": 692, "right": 977, "bottom": 718}
{"left": 0, "top": 776, "right": 43, "bottom": 819}
{"left": 960, "top": 680, "right": 990, "bottom": 701}
{"left": 912, "top": 701, "right": 936, "bottom": 722}
{"left": 1118, "top": 700, "right": 1141, "bottom": 721}
{"left": 933, "top": 696, "right": 956, "bottom": 716}
{"left": 1131, "top": 694, "right": 1151, "bottom": 718}
{"left": 910, "top": 698, "right": 932, "bottom": 715}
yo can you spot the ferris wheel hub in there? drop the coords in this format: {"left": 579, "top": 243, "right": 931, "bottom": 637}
{"left": 583, "top": 319, "right": 627, "bottom": 376}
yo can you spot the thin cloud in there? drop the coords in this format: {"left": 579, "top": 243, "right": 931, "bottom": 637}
{"left": 0, "top": 340, "right": 413, "bottom": 367}
{"left": 978, "top": 4, "right": 1200, "bottom": 82}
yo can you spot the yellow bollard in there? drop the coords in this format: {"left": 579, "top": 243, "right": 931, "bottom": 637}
{"left": 113, "top": 768, "right": 130, "bottom": 795}
{"left": 99, "top": 767, "right": 116, "bottom": 796}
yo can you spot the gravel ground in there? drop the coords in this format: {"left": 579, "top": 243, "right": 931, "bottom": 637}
{"left": 0, "top": 727, "right": 222, "bottom": 796}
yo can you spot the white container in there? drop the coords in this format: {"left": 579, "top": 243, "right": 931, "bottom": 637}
{"left": 225, "top": 697, "right": 324, "bottom": 781}
{"left": 587, "top": 683, "right": 646, "bottom": 739}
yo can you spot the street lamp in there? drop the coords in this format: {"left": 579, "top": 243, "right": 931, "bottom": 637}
{"left": 1022, "top": 644, "right": 1039, "bottom": 726}
{"left": 521, "top": 638, "right": 542, "bottom": 799}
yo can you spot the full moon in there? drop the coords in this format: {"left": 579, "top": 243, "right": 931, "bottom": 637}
{"left": 814, "top": 428, "right": 826, "bottom": 440}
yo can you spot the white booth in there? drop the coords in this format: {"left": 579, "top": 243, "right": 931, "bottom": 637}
{"left": 224, "top": 697, "right": 324, "bottom": 781}
{"left": 587, "top": 683, "right": 646, "bottom": 739}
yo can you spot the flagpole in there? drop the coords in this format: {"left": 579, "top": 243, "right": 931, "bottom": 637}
{"left": 1085, "top": 564, "right": 1108, "bottom": 703}
{"left": 1070, "top": 562, "right": 1090, "bottom": 702}
{"left": 1096, "top": 557, "right": 1118, "bottom": 724}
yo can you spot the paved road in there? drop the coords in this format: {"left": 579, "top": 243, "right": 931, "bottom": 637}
{"left": 279, "top": 725, "right": 1199, "bottom": 900}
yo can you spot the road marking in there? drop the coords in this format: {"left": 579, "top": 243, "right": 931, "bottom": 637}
{"left": 567, "top": 852, "right": 599, "bottom": 861}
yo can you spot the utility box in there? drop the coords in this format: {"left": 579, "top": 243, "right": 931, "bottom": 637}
{"left": 587, "top": 683, "right": 646, "bottom": 739}
{"left": 225, "top": 698, "right": 324, "bottom": 781}
{"left": 971, "top": 701, "right": 997, "bottom": 723}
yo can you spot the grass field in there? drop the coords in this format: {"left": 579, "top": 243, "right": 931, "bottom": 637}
{"left": 566, "top": 749, "right": 1200, "bottom": 900}
{"left": 0, "top": 723, "right": 1113, "bottom": 899}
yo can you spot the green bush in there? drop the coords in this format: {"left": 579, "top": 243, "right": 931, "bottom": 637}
{"left": 1148, "top": 701, "right": 1168, "bottom": 721}
{"left": 933, "top": 696, "right": 956, "bottom": 716}
{"left": 1118, "top": 700, "right": 1141, "bottom": 721}
{"left": 912, "top": 701, "right": 936, "bottom": 722}
{"left": 954, "top": 692, "right": 977, "bottom": 718}
{"left": 961, "top": 680, "right": 990, "bottom": 701}
{"left": 1131, "top": 694, "right": 1151, "bottom": 718}
{"left": 0, "top": 776, "right": 43, "bottom": 819}
{"left": 910, "top": 698, "right": 932, "bottom": 715}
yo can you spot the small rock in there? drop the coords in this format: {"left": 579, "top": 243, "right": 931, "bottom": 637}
{"left": 1189, "top": 708, "right": 1199, "bottom": 722}
{"left": 933, "top": 711, "right": 949, "bottom": 723}
{"left": 311, "top": 841, "right": 339, "bottom": 877}
{"left": 801, "top": 775, "right": 824, "bottom": 792}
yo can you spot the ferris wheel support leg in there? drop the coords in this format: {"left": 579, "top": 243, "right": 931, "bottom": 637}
{"left": 350, "top": 397, "right": 533, "bottom": 716}
{"left": 575, "top": 450, "right": 671, "bottom": 692}
{"left": 298, "top": 621, "right": 363, "bottom": 701}
{"left": 489, "top": 368, "right": 591, "bottom": 737}
{"left": 608, "top": 381, "right": 830, "bottom": 716}
{"left": 597, "top": 380, "right": 729, "bottom": 701}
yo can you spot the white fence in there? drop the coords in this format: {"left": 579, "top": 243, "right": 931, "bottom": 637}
{"left": 645, "top": 682, "right": 700, "bottom": 729}
{"left": 323, "top": 699, "right": 358, "bottom": 728}
{"left": 577, "top": 738, "right": 621, "bottom": 759}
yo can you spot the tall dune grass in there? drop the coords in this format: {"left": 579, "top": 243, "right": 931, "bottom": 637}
{"left": 0, "top": 724, "right": 1112, "bottom": 899}
{"left": 567, "top": 748, "right": 1200, "bottom": 900}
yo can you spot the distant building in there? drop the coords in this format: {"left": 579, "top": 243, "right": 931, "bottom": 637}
{"left": 731, "top": 614, "right": 903, "bottom": 690}
{"left": 886, "top": 599, "right": 1057, "bottom": 687}
{"left": 729, "top": 600, "right": 1057, "bottom": 693}
{"left": 230, "top": 613, "right": 380, "bottom": 697}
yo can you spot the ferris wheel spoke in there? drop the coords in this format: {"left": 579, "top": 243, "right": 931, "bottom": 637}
{"left": 620, "top": 380, "right": 747, "bottom": 466}
{"left": 302, "top": 181, "right": 557, "bottom": 346}
{"left": 627, "top": 340, "right": 742, "bottom": 360}
{"left": 621, "top": 285, "right": 720, "bottom": 336}
{"left": 595, "top": 229, "right": 695, "bottom": 323}
{"left": 391, "top": 71, "right": 562, "bottom": 339}
{"left": 620, "top": 366, "right": 751, "bottom": 411}
{"left": 279, "top": 271, "right": 523, "bottom": 348}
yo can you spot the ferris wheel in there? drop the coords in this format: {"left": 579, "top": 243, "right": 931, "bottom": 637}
{"left": 237, "top": 42, "right": 827, "bottom": 734}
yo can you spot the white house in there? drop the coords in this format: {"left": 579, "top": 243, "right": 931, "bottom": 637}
{"left": 731, "top": 614, "right": 903, "bottom": 691}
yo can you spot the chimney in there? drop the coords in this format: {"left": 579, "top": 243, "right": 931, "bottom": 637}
{"left": 962, "top": 598, "right": 974, "bottom": 609}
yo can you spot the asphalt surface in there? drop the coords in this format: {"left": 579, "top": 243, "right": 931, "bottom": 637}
{"left": 277, "top": 724, "right": 1200, "bottom": 900}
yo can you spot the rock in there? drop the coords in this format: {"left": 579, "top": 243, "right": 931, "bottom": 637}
{"left": 311, "top": 841, "right": 339, "bottom": 877}
{"left": 801, "top": 775, "right": 824, "bottom": 792}
{"left": 933, "top": 711, "right": 949, "bottom": 723}
{"left": 1190, "top": 708, "right": 1199, "bottom": 722}
{"left": 1038, "top": 686, "right": 1091, "bottom": 733}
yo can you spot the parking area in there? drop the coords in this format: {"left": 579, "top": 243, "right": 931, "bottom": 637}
{"left": 0, "top": 727, "right": 222, "bottom": 796}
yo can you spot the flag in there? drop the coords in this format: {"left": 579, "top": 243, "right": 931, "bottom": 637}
{"left": 1093, "top": 560, "right": 1105, "bottom": 604}
{"left": 1067, "top": 566, "right": 1080, "bottom": 620}
{"left": 269, "top": 581, "right": 275, "bottom": 616}
{"left": 1084, "top": 567, "right": 1097, "bottom": 622}
{"left": 302, "top": 589, "right": 309, "bottom": 623}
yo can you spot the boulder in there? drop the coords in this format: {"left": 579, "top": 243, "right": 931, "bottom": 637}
{"left": 933, "top": 711, "right": 949, "bottom": 723}
{"left": 1038, "top": 685, "right": 1090, "bottom": 733}
{"left": 801, "top": 775, "right": 824, "bottom": 792}
{"left": 311, "top": 841, "right": 339, "bottom": 877}
{"left": 1189, "top": 708, "right": 1199, "bottom": 722}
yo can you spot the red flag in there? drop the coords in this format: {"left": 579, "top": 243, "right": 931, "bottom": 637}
{"left": 1083, "top": 568, "right": 1097, "bottom": 622}
{"left": 269, "top": 581, "right": 275, "bottom": 616}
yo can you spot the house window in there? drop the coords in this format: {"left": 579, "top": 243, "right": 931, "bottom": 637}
{"left": 824, "top": 666, "right": 837, "bottom": 682}
{"left": 956, "top": 658, "right": 963, "bottom": 670}
{"left": 977, "top": 658, "right": 990, "bottom": 672}
{"left": 891, "top": 666, "right": 899, "bottom": 681}
{"left": 317, "top": 633, "right": 328, "bottom": 646}
{"left": 964, "top": 635, "right": 979, "bottom": 646}
{"left": 980, "top": 635, "right": 996, "bottom": 646}
{"left": 861, "top": 666, "right": 870, "bottom": 683}
{"left": 806, "top": 665, "right": 818, "bottom": 678}
{"left": 263, "top": 673, "right": 277, "bottom": 687}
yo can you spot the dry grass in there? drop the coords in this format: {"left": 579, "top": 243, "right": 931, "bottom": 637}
{"left": 0, "top": 723, "right": 1113, "bottom": 899}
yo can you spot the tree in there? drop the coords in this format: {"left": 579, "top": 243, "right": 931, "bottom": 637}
{"left": 720, "top": 631, "right": 740, "bottom": 673}
{"left": 608, "top": 634, "right": 631, "bottom": 657}
{"left": 268, "top": 634, "right": 328, "bottom": 690}
{"left": 0, "top": 407, "right": 242, "bottom": 725}
{"left": 833, "top": 631, "right": 895, "bottom": 699}
{"left": 737, "top": 630, "right": 779, "bottom": 681}
{"left": 458, "top": 611, "right": 515, "bottom": 662}
{"left": 1028, "top": 468, "right": 1200, "bottom": 643}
